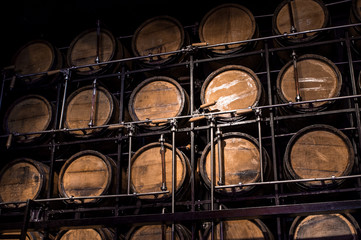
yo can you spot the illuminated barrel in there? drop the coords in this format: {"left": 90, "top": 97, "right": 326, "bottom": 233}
{"left": 198, "top": 3, "right": 263, "bottom": 72}
{"left": 12, "top": 39, "right": 63, "bottom": 86}
{"left": 289, "top": 214, "right": 360, "bottom": 239}
{"left": 272, "top": 0, "right": 331, "bottom": 62}
{"left": 63, "top": 85, "right": 119, "bottom": 138}
{"left": 55, "top": 228, "right": 114, "bottom": 240}
{"left": 58, "top": 150, "right": 117, "bottom": 204}
{"left": 129, "top": 142, "right": 191, "bottom": 201}
{"left": 200, "top": 65, "right": 264, "bottom": 122}
{"left": 284, "top": 124, "right": 354, "bottom": 190}
{"left": 131, "top": 15, "right": 189, "bottom": 78}
{"left": 203, "top": 219, "right": 274, "bottom": 240}
{"left": 128, "top": 76, "right": 189, "bottom": 130}
{"left": 199, "top": 132, "right": 271, "bottom": 196}
{"left": 3, "top": 94, "right": 53, "bottom": 144}
{"left": 276, "top": 54, "right": 342, "bottom": 113}
{"left": 125, "top": 224, "right": 191, "bottom": 240}
{"left": 0, "top": 158, "right": 57, "bottom": 208}
{"left": 67, "top": 28, "right": 129, "bottom": 76}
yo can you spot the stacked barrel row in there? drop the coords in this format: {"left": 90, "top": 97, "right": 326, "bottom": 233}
{"left": 1, "top": 213, "right": 361, "bottom": 239}
{"left": 2, "top": 0, "right": 361, "bottom": 239}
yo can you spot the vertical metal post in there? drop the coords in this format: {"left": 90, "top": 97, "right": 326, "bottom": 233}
{"left": 159, "top": 134, "right": 167, "bottom": 191}
{"left": 209, "top": 116, "right": 216, "bottom": 240}
{"left": 95, "top": 19, "right": 101, "bottom": 64}
{"left": 292, "top": 51, "right": 302, "bottom": 102}
{"left": 256, "top": 109, "right": 264, "bottom": 182}
{"left": 171, "top": 118, "right": 177, "bottom": 240}
{"left": 20, "top": 199, "right": 33, "bottom": 240}
{"left": 287, "top": 0, "right": 297, "bottom": 33}
{"left": 345, "top": 33, "right": 361, "bottom": 187}
{"left": 88, "top": 78, "right": 97, "bottom": 127}
{"left": 58, "top": 69, "right": 70, "bottom": 129}
{"left": 189, "top": 52, "right": 197, "bottom": 240}
{"left": 216, "top": 127, "right": 224, "bottom": 186}
{"left": 127, "top": 124, "right": 134, "bottom": 195}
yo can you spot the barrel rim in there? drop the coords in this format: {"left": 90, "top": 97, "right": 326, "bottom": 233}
{"left": 289, "top": 213, "right": 361, "bottom": 239}
{"left": 12, "top": 39, "right": 57, "bottom": 78}
{"left": 276, "top": 54, "right": 342, "bottom": 113}
{"left": 54, "top": 228, "right": 112, "bottom": 240}
{"left": 203, "top": 218, "right": 274, "bottom": 240}
{"left": 283, "top": 124, "right": 355, "bottom": 190}
{"left": 128, "top": 76, "right": 187, "bottom": 127}
{"left": 58, "top": 150, "right": 115, "bottom": 204}
{"left": 200, "top": 64, "right": 263, "bottom": 121}
{"left": 198, "top": 3, "right": 257, "bottom": 55}
{"left": 66, "top": 27, "right": 118, "bottom": 75}
{"left": 199, "top": 131, "right": 271, "bottom": 195}
{"left": 63, "top": 84, "right": 116, "bottom": 138}
{"left": 3, "top": 94, "right": 53, "bottom": 144}
{"left": 130, "top": 142, "right": 191, "bottom": 200}
{"left": 131, "top": 15, "right": 185, "bottom": 66}
{"left": 0, "top": 158, "right": 47, "bottom": 206}
{"left": 125, "top": 224, "right": 190, "bottom": 240}
{"left": 272, "top": 0, "right": 330, "bottom": 44}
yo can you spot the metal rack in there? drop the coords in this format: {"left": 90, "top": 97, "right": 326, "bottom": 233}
{"left": 1, "top": 1, "right": 361, "bottom": 239}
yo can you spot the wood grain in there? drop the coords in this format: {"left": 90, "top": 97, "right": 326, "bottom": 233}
{"left": 199, "top": 4, "right": 255, "bottom": 54}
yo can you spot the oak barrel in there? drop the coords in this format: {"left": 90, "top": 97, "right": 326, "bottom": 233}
{"left": 198, "top": 3, "right": 263, "bottom": 71}
{"left": 199, "top": 132, "right": 271, "bottom": 196}
{"left": 12, "top": 39, "right": 63, "bottom": 86}
{"left": 272, "top": 0, "right": 331, "bottom": 62}
{"left": 3, "top": 94, "right": 53, "bottom": 144}
{"left": 284, "top": 124, "right": 354, "bottom": 190}
{"left": 200, "top": 65, "right": 264, "bottom": 122}
{"left": 58, "top": 150, "right": 117, "bottom": 204}
{"left": 128, "top": 76, "right": 189, "bottom": 129}
{"left": 203, "top": 219, "right": 274, "bottom": 240}
{"left": 67, "top": 28, "right": 128, "bottom": 76}
{"left": 131, "top": 15, "right": 187, "bottom": 66}
{"left": 55, "top": 228, "right": 114, "bottom": 240}
{"left": 125, "top": 224, "right": 191, "bottom": 240}
{"left": 289, "top": 214, "right": 360, "bottom": 239}
{"left": 276, "top": 54, "right": 342, "bottom": 113}
{"left": 0, "top": 158, "right": 57, "bottom": 208}
{"left": 64, "top": 85, "right": 119, "bottom": 138}
{"left": 129, "top": 142, "right": 191, "bottom": 200}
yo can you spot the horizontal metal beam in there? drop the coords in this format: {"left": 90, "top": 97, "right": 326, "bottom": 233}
{"left": 0, "top": 199, "right": 354, "bottom": 231}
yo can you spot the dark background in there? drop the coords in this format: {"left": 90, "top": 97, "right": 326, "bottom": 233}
{"left": 0, "top": 0, "right": 290, "bottom": 69}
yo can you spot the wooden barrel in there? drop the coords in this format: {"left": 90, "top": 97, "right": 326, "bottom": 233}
{"left": 272, "top": 0, "right": 331, "bottom": 62}
{"left": 289, "top": 214, "right": 361, "bottom": 239}
{"left": 0, "top": 158, "right": 57, "bottom": 208}
{"left": 276, "top": 54, "right": 342, "bottom": 113}
{"left": 284, "top": 124, "right": 354, "bottom": 190}
{"left": 130, "top": 142, "right": 191, "bottom": 201}
{"left": 349, "top": 0, "right": 361, "bottom": 55}
{"left": 131, "top": 15, "right": 187, "bottom": 67}
{"left": 58, "top": 150, "right": 117, "bottom": 204}
{"left": 55, "top": 228, "right": 114, "bottom": 240}
{"left": 12, "top": 39, "right": 63, "bottom": 86}
{"left": 125, "top": 224, "right": 191, "bottom": 240}
{"left": 203, "top": 219, "right": 274, "bottom": 240}
{"left": 64, "top": 84, "right": 119, "bottom": 138}
{"left": 200, "top": 65, "right": 264, "bottom": 122}
{"left": 199, "top": 132, "right": 271, "bottom": 196}
{"left": 67, "top": 28, "right": 129, "bottom": 76}
{"left": 128, "top": 76, "right": 189, "bottom": 130}
{"left": 198, "top": 3, "right": 263, "bottom": 72}
{"left": 3, "top": 94, "right": 53, "bottom": 144}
